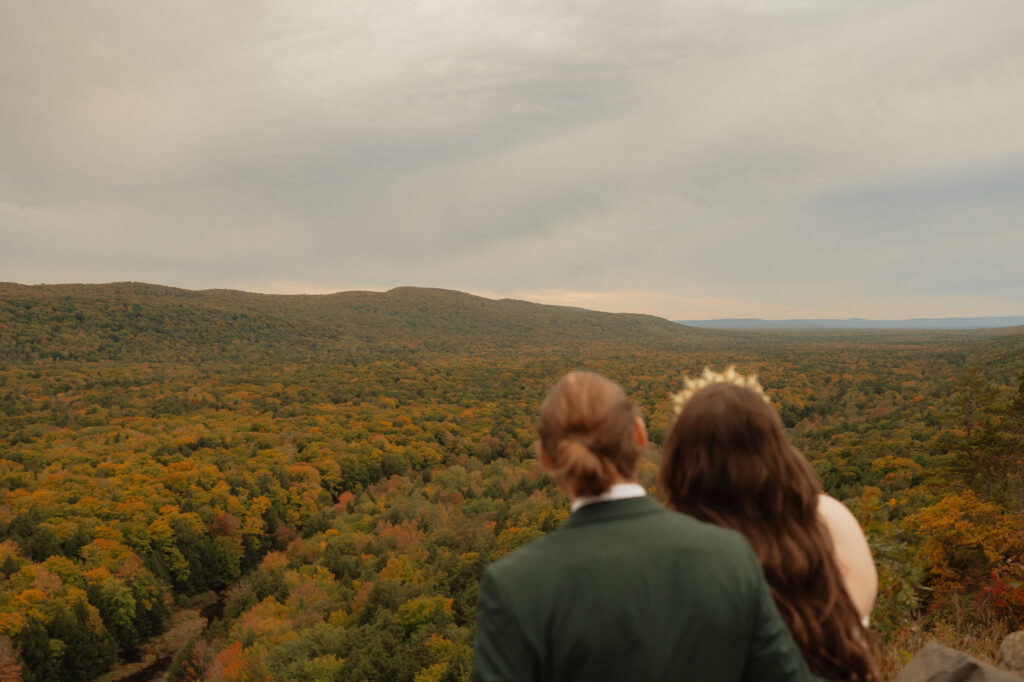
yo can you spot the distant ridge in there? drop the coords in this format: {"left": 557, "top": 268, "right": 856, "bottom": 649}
{"left": 0, "top": 282, "right": 713, "bottom": 362}
{"left": 677, "top": 316, "right": 1024, "bottom": 330}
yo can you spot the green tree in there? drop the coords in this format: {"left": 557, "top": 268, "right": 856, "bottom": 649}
{"left": 949, "top": 365, "right": 1002, "bottom": 499}
{"left": 17, "top": 616, "right": 56, "bottom": 682}
{"left": 1003, "top": 362, "right": 1024, "bottom": 512}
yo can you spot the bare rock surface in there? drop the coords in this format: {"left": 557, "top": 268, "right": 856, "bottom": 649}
{"left": 999, "top": 632, "right": 1024, "bottom": 675}
{"left": 894, "top": 641, "right": 1023, "bottom": 682}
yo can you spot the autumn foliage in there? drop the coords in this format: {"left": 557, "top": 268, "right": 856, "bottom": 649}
{"left": 0, "top": 285, "right": 1022, "bottom": 680}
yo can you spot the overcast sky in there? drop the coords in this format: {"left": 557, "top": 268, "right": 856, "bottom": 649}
{"left": 2, "top": 1, "right": 1022, "bottom": 319}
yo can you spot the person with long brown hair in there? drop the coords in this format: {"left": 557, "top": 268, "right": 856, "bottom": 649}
{"left": 661, "top": 368, "right": 880, "bottom": 682}
{"left": 472, "top": 370, "right": 825, "bottom": 681}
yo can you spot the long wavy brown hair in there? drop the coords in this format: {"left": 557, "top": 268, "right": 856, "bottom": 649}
{"left": 660, "top": 382, "right": 879, "bottom": 681}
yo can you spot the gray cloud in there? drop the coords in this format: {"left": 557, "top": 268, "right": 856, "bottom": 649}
{"left": 1, "top": 0, "right": 1022, "bottom": 318}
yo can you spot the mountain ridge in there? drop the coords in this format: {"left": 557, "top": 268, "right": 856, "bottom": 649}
{"left": 0, "top": 282, "right": 711, "bottom": 363}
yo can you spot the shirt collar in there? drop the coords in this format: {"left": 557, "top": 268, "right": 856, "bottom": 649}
{"left": 570, "top": 482, "right": 647, "bottom": 513}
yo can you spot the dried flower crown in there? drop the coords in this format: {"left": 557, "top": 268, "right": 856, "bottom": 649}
{"left": 670, "top": 366, "right": 771, "bottom": 415}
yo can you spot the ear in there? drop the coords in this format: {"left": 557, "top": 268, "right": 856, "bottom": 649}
{"left": 633, "top": 416, "right": 649, "bottom": 448}
{"left": 535, "top": 440, "right": 555, "bottom": 472}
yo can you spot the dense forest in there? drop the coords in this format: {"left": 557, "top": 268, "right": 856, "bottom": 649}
{"left": 0, "top": 283, "right": 1022, "bottom": 681}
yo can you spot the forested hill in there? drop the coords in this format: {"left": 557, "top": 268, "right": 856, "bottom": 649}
{"left": 0, "top": 282, "right": 713, "bottom": 362}
{"left": 1, "top": 282, "right": 1023, "bottom": 680}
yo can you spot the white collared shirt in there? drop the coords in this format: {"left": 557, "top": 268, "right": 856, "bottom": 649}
{"left": 570, "top": 482, "right": 647, "bottom": 513}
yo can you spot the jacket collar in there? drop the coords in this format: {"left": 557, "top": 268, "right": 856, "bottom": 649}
{"left": 559, "top": 495, "right": 664, "bottom": 529}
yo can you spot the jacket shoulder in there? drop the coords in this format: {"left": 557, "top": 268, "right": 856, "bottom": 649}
{"left": 483, "top": 501, "right": 759, "bottom": 587}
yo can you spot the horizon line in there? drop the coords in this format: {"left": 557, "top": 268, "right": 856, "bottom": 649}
{"left": 2, "top": 280, "right": 1021, "bottom": 323}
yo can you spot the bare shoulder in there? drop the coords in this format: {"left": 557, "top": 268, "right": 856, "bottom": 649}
{"left": 816, "top": 493, "right": 877, "bottom": 622}
{"left": 816, "top": 493, "right": 863, "bottom": 535}
{"left": 816, "top": 493, "right": 870, "bottom": 557}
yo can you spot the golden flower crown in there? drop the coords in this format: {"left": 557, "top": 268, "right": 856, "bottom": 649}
{"left": 670, "top": 366, "right": 771, "bottom": 415}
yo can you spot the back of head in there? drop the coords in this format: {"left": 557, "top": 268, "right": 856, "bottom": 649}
{"left": 661, "top": 381, "right": 819, "bottom": 527}
{"left": 661, "top": 378, "right": 880, "bottom": 681}
{"left": 537, "top": 371, "right": 641, "bottom": 498}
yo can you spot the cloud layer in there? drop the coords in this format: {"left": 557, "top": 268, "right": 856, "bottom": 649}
{"left": 2, "top": 1, "right": 1022, "bottom": 318}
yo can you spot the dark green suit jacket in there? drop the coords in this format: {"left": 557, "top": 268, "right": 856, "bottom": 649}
{"left": 472, "top": 496, "right": 824, "bottom": 682}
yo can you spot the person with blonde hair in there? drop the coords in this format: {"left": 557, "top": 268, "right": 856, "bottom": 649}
{"left": 661, "top": 368, "right": 880, "bottom": 682}
{"left": 472, "top": 371, "right": 824, "bottom": 682}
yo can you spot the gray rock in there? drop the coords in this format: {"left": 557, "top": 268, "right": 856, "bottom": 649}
{"left": 999, "top": 632, "right": 1024, "bottom": 674}
{"left": 893, "top": 641, "right": 1023, "bottom": 681}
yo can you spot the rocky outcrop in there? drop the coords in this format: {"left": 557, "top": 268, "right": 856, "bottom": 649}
{"left": 998, "top": 632, "right": 1024, "bottom": 676}
{"left": 894, "top": 641, "right": 1023, "bottom": 681}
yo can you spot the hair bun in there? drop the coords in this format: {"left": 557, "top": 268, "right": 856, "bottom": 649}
{"left": 556, "top": 439, "right": 614, "bottom": 497}
{"left": 536, "top": 371, "right": 642, "bottom": 498}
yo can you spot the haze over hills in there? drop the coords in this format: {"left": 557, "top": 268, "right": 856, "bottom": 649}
{"left": 5, "top": 282, "right": 1021, "bottom": 365}
{"left": 0, "top": 282, "right": 715, "bottom": 363}
{"left": 678, "top": 316, "right": 1024, "bottom": 330}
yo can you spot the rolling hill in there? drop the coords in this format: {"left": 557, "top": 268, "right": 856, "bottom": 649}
{"left": 0, "top": 282, "right": 714, "bottom": 362}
